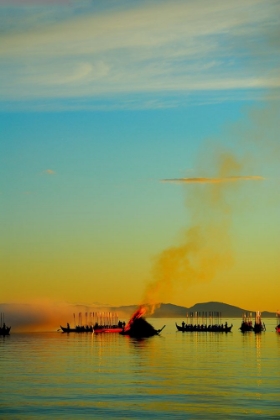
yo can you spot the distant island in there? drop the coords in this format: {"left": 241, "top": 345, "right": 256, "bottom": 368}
{"left": 112, "top": 302, "right": 275, "bottom": 319}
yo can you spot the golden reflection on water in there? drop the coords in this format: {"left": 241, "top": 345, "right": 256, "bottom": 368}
{"left": 1, "top": 320, "right": 279, "bottom": 419}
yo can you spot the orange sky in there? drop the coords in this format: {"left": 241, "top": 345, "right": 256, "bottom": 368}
{"left": 1, "top": 1, "right": 280, "bottom": 329}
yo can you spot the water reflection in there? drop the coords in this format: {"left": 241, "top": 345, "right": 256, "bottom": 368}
{"left": 1, "top": 320, "right": 279, "bottom": 419}
{"left": 255, "top": 333, "right": 262, "bottom": 399}
{"left": 126, "top": 336, "right": 151, "bottom": 348}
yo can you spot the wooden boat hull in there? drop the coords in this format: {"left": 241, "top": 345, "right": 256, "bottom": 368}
{"left": 253, "top": 324, "right": 265, "bottom": 333}
{"left": 239, "top": 325, "right": 254, "bottom": 333}
{"left": 120, "top": 325, "right": 165, "bottom": 338}
{"left": 60, "top": 325, "right": 123, "bottom": 333}
{"left": 120, "top": 316, "right": 166, "bottom": 338}
{"left": 176, "top": 323, "right": 232, "bottom": 333}
{"left": 94, "top": 327, "right": 123, "bottom": 334}
{"left": 60, "top": 326, "right": 93, "bottom": 333}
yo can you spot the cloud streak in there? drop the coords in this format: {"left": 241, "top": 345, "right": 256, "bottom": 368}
{"left": 161, "top": 176, "right": 265, "bottom": 184}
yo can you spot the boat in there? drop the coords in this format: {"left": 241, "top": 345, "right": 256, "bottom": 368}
{"left": 239, "top": 312, "right": 254, "bottom": 332}
{"left": 60, "top": 320, "right": 125, "bottom": 334}
{"left": 275, "top": 311, "right": 280, "bottom": 333}
{"left": 253, "top": 311, "right": 265, "bottom": 333}
{"left": 176, "top": 311, "right": 232, "bottom": 333}
{"left": 0, "top": 313, "right": 11, "bottom": 336}
{"left": 176, "top": 322, "right": 232, "bottom": 333}
{"left": 240, "top": 311, "right": 265, "bottom": 333}
{"left": 60, "top": 324, "right": 93, "bottom": 333}
{"left": 93, "top": 324, "right": 124, "bottom": 334}
{"left": 239, "top": 321, "right": 253, "bottom": 332}
{"left": 120, "top": 306, "right": 165, "bottom": 338}
{"left": 0, "top": 324, "right": 11, "bottom": 336}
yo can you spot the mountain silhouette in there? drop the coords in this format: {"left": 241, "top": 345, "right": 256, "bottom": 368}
{"left": 115, "top": 302, "right": 275, "bottom": 318}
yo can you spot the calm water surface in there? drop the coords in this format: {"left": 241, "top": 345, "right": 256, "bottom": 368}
{"left": 1, "top": 318, "right": 279, "bottom": 419}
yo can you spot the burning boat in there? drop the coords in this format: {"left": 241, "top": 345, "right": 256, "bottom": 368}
{"left": 120, "top": 306, "right": 165, "bottom": 338}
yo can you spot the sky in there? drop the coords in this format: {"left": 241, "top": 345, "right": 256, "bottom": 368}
{"left": 1, "top": 0, "right": 280, "bottom": 329}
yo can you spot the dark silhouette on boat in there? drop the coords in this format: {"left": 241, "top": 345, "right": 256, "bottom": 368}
{"left": 120, "top": 306, "right": 165, "bottom": 338}
{"left": 276, "top": 311, "right": 280, "bottom": 333}
{"left": 60, "top": 320, "right": 125, "bottom": 334}
{"left": 0, "top": 313, "right": 11, "bottom": 336}
{"left": 60, "top": 324, "right": 93, "bottom": 333}
{"left": 176, "top": 322, "right": 232, "bottom": 333}
{"left": 239, "top": 320, "right": 253, "bottom": 332}
{"left": 0, "top": 322, "right": 11, "bottom": 336}
{"left": 93, "top": 322, "right": 124, "bottom": 334}
{"left": 239, "top": 311, "right": 265, "bottom": 333}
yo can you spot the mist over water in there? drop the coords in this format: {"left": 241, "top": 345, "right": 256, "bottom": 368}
{"left": 0, "top": 301, "right": 130, "bottom": 332}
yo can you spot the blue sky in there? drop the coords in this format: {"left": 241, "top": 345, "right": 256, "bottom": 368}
{"left": 1, "top": 0, "right": 280, "bottom": 314}
{"left": 1, "top": 0, "right": 279, "bottom": 110}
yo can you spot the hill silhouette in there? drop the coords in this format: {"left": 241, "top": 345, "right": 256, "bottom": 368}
{"left": 115, "top": 302, "right": 275, "bottom": 318}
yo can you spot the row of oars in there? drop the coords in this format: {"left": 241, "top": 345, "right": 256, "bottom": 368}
{"left": 185, "top": 311, "right": 223, "bottom": 326}
{"left": 1, "top": 312, "right": 6, "bottom": 326}
{"left": 72, "top": 312, "right": 119, "bottom": 326}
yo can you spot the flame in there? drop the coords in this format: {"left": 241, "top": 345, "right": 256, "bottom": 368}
{"left": 124, "top": 305, "right": 146, "bottom": 331}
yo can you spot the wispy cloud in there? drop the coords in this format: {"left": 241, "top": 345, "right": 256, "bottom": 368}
{"left": 43, "top": 169, "right": 56, "bottom": 175}
{"left": 161, "top": 176, "right": 265, "bottom": 184}
{"left": 0, "top": 0, "right": 279, "bottom": 109}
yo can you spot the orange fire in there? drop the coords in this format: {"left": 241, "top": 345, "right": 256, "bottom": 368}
{"left": 124, "top": 306, "right": 146, "bottom": 331}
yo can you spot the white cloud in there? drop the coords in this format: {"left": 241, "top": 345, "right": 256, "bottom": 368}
{"left": 0, "top": 0, "right": 279, "bottom": 109}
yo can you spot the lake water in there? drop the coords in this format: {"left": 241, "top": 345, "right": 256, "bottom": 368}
{"left": 1, "top": 318, "right": 279, "bottom": 419}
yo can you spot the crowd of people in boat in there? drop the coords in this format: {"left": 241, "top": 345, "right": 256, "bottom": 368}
{"left": 179, "top": 321, "right": 232, "bottom": 332}
{"left": 93, "top": 320, "right": 126, "bottom": 330}
{"left": 63, "top": 320, "right": 126, "bottom": 332}
{"left": 0, "top": 322, "right": 11, "bottom": 336}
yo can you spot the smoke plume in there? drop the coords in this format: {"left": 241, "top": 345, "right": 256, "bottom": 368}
{"left": 142, "top": 150, "right": 266, "bottom": 314}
